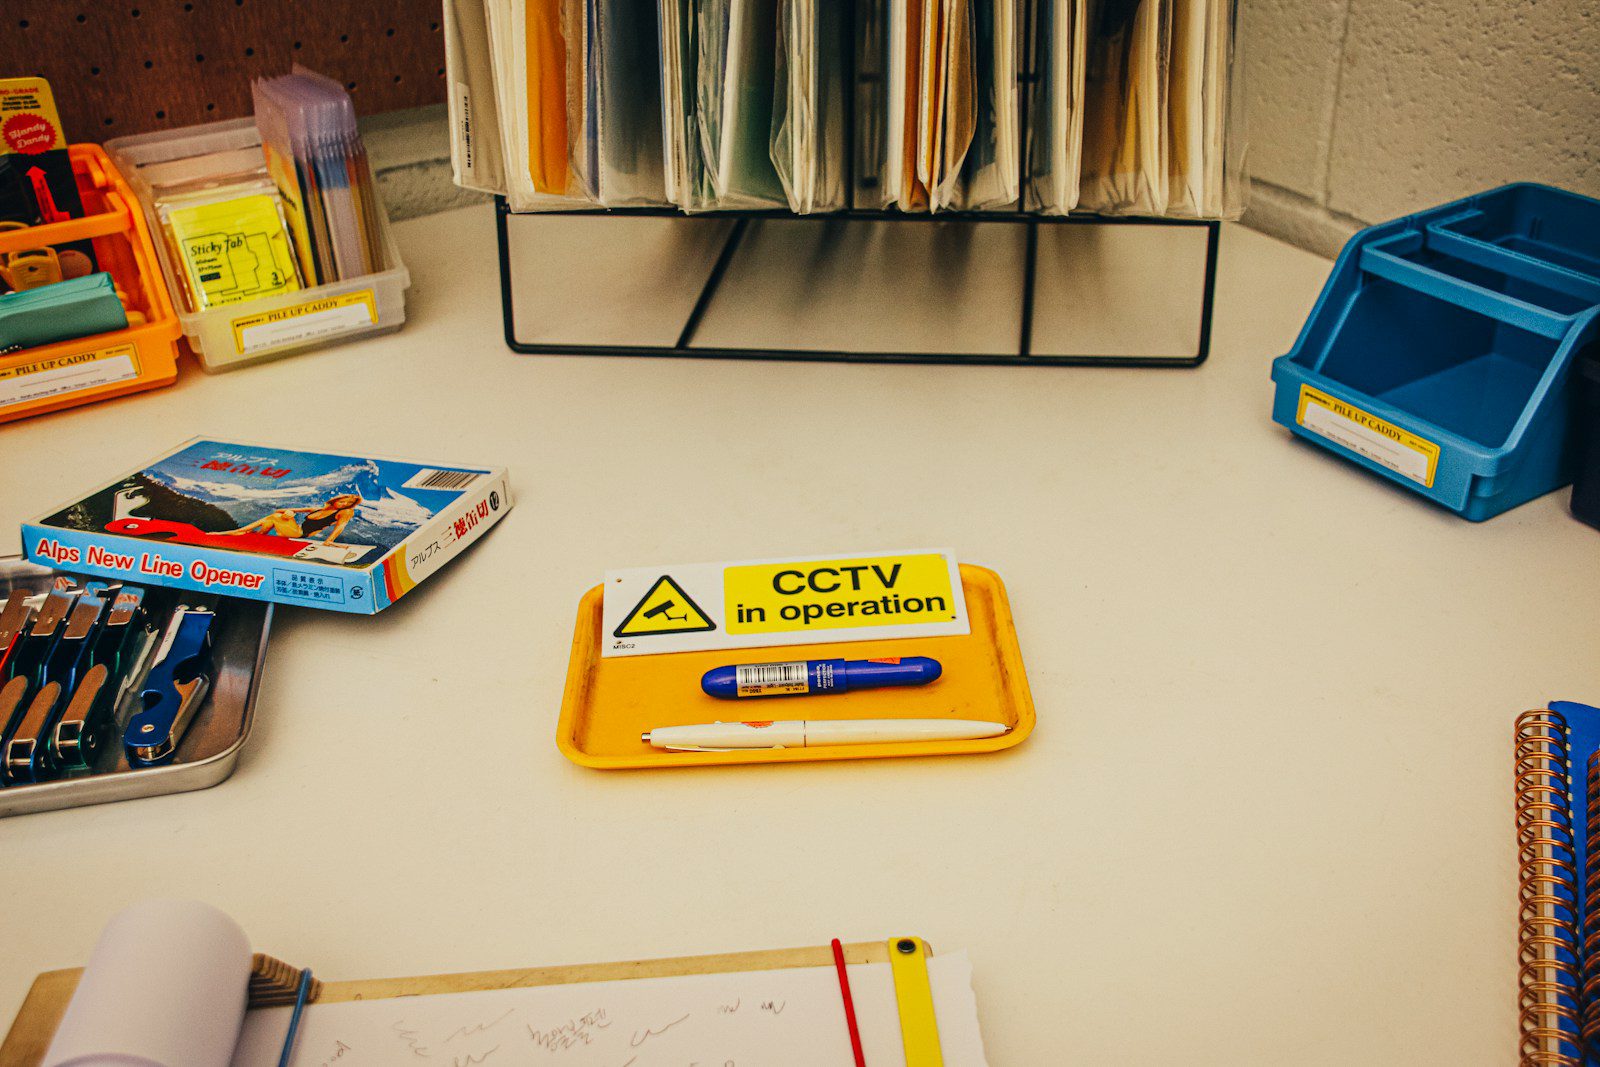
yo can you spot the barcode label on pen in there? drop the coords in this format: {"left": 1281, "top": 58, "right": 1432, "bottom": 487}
{"left": 401, "top": 468, "right": 481, "bottom": 492}
{"left": 735, "top": 661, "right": 810, "bottom": 697}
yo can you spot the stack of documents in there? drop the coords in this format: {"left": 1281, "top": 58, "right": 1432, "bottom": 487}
{"left": 448, "top": 0, "right": 664, "bottom": 211}
{"left": 1026, "top": 0, "right": 1087, "bottom": 213}
{"left": 770, "top": 0, "right": 849, "bottom": 213}
{"left": 1029, "top": 0, "right": 1241, "bottom": 217}
{"left": 1166, "top": 0, "right": 1240, "bottom": 217}
{"left": 874, "top": 0, "right": 983, "bottom": 212}
{"left": 252, "top": 68, "right": 385, "bottom": 284}
{"left": 444, "top": 0, "right": 1246, "bottom": 219}
{"left": 855, "top": 0, "right": 1019, "bottom": 213}
{"left": 679, "top": 0, "right": 787, "bottom": 209}
{"left": 957, "top": 0, "right": 1020, "bottom": 210}
{"left": 660, "top": 0, "right": 851, "bottom": 213}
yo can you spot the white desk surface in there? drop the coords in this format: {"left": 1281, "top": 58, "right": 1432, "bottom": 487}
{"left": 1, "top": 204, "right": 1596, "bottom": 1065}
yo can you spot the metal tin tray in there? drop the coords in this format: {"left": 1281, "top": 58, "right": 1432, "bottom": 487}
{"left": 0, "top": 557, "right": 272, "bottom": 817}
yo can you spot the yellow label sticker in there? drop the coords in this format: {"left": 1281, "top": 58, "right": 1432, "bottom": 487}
{"left": 0, "top": 77, "right": 66, "bottom": 155}
{"left": 0, "top": 343, "right": 139, "bottom": 409}
{"left": 613, "top": 575, "right": 716, "bottom": 637}
{"left": 725, "top": 553, "right": 958, "bottom": 635}
{"left": 230, "top": 290, "right": 377, "bottom": 356}
{"left": 1296, "top": 384, "right": 1441, "bottom": 488}
{"left": 603, "top": 550, "right": 969, "bottom": 658}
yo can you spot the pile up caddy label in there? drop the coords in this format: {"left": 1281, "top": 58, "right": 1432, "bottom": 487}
{"left": 1296, "top": 384, "right": 1440, "bottom": 487}
{"left": 0, "top": 343, "right": 139, "bottom": 410}
{"left": 231, "top": 290, "right": 377, "bottom": 355}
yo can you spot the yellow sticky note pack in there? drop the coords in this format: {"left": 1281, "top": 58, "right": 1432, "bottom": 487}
{"left": 166, "top": 194, "right": 300, "bottom": 310}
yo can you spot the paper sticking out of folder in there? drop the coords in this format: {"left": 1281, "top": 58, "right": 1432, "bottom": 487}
{"left": 457, "top": 0, "right": 667, "bottom": 212}
{"left": 771, "top": 0, "right": 849, "bottom": 214}
{"left": 444, "top": 0, "right": 1245, "bottom": 219}
{"left": 252, "top": 67, "right": 385, "bottom": 287}
{"left": 1034, "top": 0, "right": 1240, "bottom": 217}
{"left": 895, "top": 0, "right": 978, "bottom": 212}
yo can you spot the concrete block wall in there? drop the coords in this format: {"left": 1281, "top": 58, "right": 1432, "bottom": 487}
{"left": 360, "top": 104, "right": 485, "bottom": 222}
{"left": 1242, "top": 0, "right": 1600, "bottom": 258}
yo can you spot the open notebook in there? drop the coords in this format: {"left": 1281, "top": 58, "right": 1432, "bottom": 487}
{"left": 4, "top": 901, "right": 990, "bottom": 1066}
{"left": 233, "top": 954, "right": 985, "bottom": 1065}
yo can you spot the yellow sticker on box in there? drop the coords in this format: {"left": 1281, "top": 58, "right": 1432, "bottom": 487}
{"left": 0, "top": 343, "right": 139, "bottom": 410}
{"left": 230, "top": 290, "right": 376, "bottom": 356}
{"left": 1296, "top": 384, "right": 1441, "bottom": 488}
{"left": 725, "top": 553, "right": 958, "bottom": 634}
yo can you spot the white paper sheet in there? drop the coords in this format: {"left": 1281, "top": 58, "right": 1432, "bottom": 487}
{"left": 44, "top": 900, "right": 253, "bottom": 1067}
{"left": 233, "top": 953, "right": 988, "bottom": 1067}
{"left": 884, "top": 0, "right": 908, "bottom": 207}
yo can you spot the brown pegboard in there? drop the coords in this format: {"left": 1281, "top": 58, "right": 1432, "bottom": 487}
{"left": 1, "top": 0, "right": 448, "bottom": 139}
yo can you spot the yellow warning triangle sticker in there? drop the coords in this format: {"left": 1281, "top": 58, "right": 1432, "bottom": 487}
{"left": 613, "top": 575, "right": 717, "bottom": 638}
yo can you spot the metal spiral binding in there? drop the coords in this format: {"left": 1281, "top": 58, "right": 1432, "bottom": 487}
{"left": 1583, "top": 749, "right": 1600, "bottom": 1054}
{"left": 1516, "top": 708, "right": 1583, "bottom": 1066}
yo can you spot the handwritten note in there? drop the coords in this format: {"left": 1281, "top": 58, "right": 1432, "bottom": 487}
{"left": 231, "top": 954, "right": 987, "bottom": 1067}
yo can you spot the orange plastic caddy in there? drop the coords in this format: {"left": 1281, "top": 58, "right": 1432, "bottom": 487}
{"left": 0, "top": 144, "right": 181, "bottom": 425}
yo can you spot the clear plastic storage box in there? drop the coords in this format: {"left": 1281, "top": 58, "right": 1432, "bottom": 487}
{"left": 106, "top": 118, "right": 410, "bottom": 373}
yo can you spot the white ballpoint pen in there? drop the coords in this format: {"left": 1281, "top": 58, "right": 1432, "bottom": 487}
{"left": 640, "top": 718, "right": 1010, "bottom": 751}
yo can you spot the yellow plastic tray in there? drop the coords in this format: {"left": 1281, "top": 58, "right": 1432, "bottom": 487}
{"left": 557, "top": 563, "right": 1035, "bottom": 769}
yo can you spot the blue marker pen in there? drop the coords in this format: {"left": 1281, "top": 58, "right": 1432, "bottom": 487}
{"left": 701, "top": 657, "right": 942, "bottom": 699}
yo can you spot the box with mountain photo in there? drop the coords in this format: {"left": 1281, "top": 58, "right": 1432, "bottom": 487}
{"left": 22, "top": 438, "right": 511, "bottom": 614}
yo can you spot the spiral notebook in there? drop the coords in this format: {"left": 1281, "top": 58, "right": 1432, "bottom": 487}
{"left": 1515, "top": 699, "right": 1600, "bottom": 1066}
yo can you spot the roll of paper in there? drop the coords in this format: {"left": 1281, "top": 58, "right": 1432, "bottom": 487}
{"left": 43, "top": 899, "right": 252, "bottom": 1067}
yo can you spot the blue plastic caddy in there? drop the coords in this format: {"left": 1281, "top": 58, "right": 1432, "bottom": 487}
{"left": 1270, "top": 183, "right": 1600, "bottom": 520}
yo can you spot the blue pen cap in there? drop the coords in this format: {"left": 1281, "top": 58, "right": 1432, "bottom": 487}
{"left": 843, "top": 656, "right": 942, "bottom": 688}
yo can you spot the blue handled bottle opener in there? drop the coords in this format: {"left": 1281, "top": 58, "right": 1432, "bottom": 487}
{"left": 0, "top": 587, "right": 78, "bottom": 776}
{"left": 55, "top": 586, "right": 154, "bottom": 773}
{"left": 124, "top": 607, "right": 215, "bottom": 766}
{"left": 2, "top": 592, "right": 110, "bottom": 785}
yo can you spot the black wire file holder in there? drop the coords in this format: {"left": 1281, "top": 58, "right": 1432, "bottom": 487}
{"left": 494, "top": 6, "right": 1226, "bottom": 368}
{"left": 496, "top": 204, "right": 1219, "bottom": 367}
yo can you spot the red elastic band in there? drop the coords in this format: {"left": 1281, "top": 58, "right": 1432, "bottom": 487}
{"left": 831, "top": 938, "right": 867, "bottom": 1067}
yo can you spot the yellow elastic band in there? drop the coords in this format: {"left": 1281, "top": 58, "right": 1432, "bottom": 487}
{"left": 887, "top": 936, "right": 942, "bottom": 1066}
